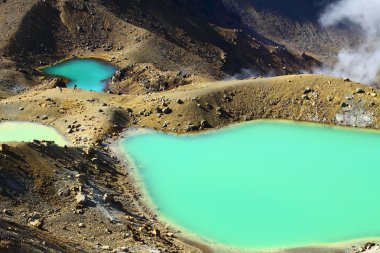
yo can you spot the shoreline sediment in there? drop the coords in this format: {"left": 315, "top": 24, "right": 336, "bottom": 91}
{"left": 109, "top": 122, "right": 380, "bottom": 253}
{"left": 2, "top": 73, "right": 380, "bottom": 252}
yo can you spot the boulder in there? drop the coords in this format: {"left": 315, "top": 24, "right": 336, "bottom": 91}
{"left": 151, "top": 228, "right": 160, "bottom": 237}
{"left": 303, "top": 87, "right": 312, "bottom": 94}
{"left": 162, "top": 107, "right": 172, "bottom": 114}
{"left": 117, "top": 247, "right": 129, "bottom": 252}
{"left": 155, "top": 107, "right": 162, "bottom": 113}
{"left": 103, "top": 193, "right": 114, "bottom": 203}
{"left": 29, "top": 219, "right": 43, "bottom": 229}
{"left": 216, "top": 107, "right": 227, "bottom": 116}
{"left": 2, "top": 209, "right": 12, "bottom": 215}
{"left": 49, "top": 78, "right": 67, "bottom": 88}
{"left": 82, "top": 147, "right": 94, "bottom": 156}
{"left": 75, "top": 173, "right": 86, "bottom": 184}
{"left": 200, "top": 120, "right": 210, "bottom": 128}
{"left": 76, "top": 193, "right": 87, "bottom": 208}
{"left": 0, "top": 143, "right": 10, "bottom": 152}
{"left": 186, "top": 124, "right": 198, "bottom": 132}
{"left": 355, "top": 88, "right": 365, "bottom": 94}
{"left": 365, "top": 242, "right": 376, "bottom": 250}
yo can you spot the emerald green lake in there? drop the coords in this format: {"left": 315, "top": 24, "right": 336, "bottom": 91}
{"left": 119, "top": 121, "right": 380, "bottom": 250}
{"left": 42, "top": 58, "right": 117, "bottom": 92}
{"left": 0, "top": 122, "right": 68, "bottom": 146}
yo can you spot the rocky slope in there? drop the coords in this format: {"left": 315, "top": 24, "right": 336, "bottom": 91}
{"left": 0, "top": 0, "right": 331, "bottom": 98}
{"left": 1, "top": 74, "right": 380, "bottom": 252}
{"left": 222, "top": 0, "right": 359, "bottom": 61}
{"left": 0, "top": 142, "right": 199, "bottom": 253}
{"left": 0, "top": 1, "right": 373, "bottom": 252}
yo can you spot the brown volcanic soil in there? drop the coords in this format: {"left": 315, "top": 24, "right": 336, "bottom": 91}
{"left": 1, "top": 74, "right": 380, "bottom": 252}
{"left": 0, "top": 0, "right": 374, "bottom": 252}
{"left": 222, "top": 0, "right": 360, "bottom": 62}
{"left": 0, "top": 0, "right": 322, "bottom": 98}
{"left": 0, "top": 142, "right": 200, "bottom": 253}
{"left": 0, "top": 62, "right": 380, "bottom": 252}
{"left": 2, "top": 74, "right": 380, "bottom": 144}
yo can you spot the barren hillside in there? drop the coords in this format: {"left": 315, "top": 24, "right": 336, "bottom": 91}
{"left": 0, "top": 1, "right": 373, "bottom": 252}
{"left": 222, "top": 0, "right": 358, "bottom": 61}
{"left": 0, "top": 0, "right": 338, "bottom": 98}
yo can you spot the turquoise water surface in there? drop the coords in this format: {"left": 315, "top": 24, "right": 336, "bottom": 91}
{"left": 42, "top": 58, "right": 116, "bottom": 92}
{"left": 0, "top": 122, "right": 68, "bottom": 146}
{"left": 119, "top": 121, "right": 380, "bottom": 250}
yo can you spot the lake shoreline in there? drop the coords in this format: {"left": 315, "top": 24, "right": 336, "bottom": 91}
{"left": 2, "top": 73, "right": 380, "bottom": 253}
{"left": 40, "top": 58, "right": 117, "bottom": 92}
{"left": 110, "top": 130, "right": 215, "bottom": 253}
{"left": 0, "top": 120, "right": 69, "bottom": 146}
{"left": 110, "top": 121, "right": 380, "bottom": 253}
{"left": 2, "top": 116, "right": 378, "bottom": 253}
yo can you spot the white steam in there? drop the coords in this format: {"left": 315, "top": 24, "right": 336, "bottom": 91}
{"left": 315, "top": 0, "right": 380, "bottom": 85}
{"left": 223, "top": 68, "right": 258, "bottom": 80}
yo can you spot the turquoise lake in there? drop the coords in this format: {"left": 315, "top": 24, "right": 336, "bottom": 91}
{"left": 119, "top": 120, "right": 380, "bottom": 250}
{"left": 0, "top": 121, "right": 68, "bottom": 146}
{"left": 42, "top": 58, "right": 117, "bottom": 92}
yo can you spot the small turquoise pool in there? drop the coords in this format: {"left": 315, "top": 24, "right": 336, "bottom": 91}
{"left": 42, "top": 58, "right": 117, "bottom": 92}
{"left": 0, "top": 121, "right": 69, "bottom": 146}
{"left": 119, "top": 120, "right": 380, "bottom": 250}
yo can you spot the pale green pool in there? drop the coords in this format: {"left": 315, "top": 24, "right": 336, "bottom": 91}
{"left": 0, "top": 122, "right": 68, "bottom": 146}
{"left": 119, "top": 120, "right": 380, "bottom": 250}
{"left": 42, "top": 58, "right": 117, "bottom": 92}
